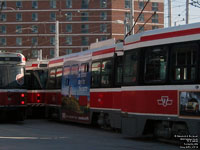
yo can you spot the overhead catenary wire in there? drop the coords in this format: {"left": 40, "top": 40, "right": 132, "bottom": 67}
{"left": 124, "top": 0, "right": 150, "bottom": 39}
{"left": 135, "top": 11, "right": 157, "bottom": 34}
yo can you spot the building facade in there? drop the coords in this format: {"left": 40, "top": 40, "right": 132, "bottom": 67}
{"left": 0, "top": 0, "right": 164, "bottom": 59}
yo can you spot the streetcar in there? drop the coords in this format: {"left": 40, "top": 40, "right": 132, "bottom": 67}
{"left": 25, "top": 60, "right": 48, "bottom": 117}
{"left": 45, "top": 22, "right": 200, "bottom": 141}
{"left": 0, "top": 52, "right": 27, "bottom": 121}
{"left": 45, "top": 56, "right": 65, "bottom": 119}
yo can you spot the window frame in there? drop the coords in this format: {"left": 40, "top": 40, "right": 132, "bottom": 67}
{"left": 122, "top": 50, "right": 139, "bottom": 86}
{"left": 46, "top": 68, "right": 56, "bottom": 89}
{"left": 16, "top": 13, "right": 22, "bottom": 21}
{"left": 16, "top": 1, "right": 22, "bottom": 8}
{"left": 56, "top": 67, "right": 63, "bottom": 89}
{"left": 91, "top": 57, "right": 114, "bottom": 88}
{"left": 32, "top": 0, "right": 38, "bottom": 9}
{"left": 143, "top": 46, "right": 169, "bottom": 84}
{"left": 169, "top": 42, "right": 199, "bottom": 84}
{"left": 66, "top": 0, "right": 72, "bottom": 8}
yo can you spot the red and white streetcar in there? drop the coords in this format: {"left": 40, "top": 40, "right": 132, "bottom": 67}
{"left": 0, "top": 52, "right": 27, "bottom": 121}
{"left": 25, "top": 60, "right": 48, "bottom": 117}
{"left": 44, "top": 23, "right": 200, "bottom": 141}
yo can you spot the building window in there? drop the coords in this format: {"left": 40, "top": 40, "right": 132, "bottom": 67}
{"left": 0, "top": 25, "right": 6, "bottom": 34}
{"left": 81, "top": 12, "right": 88, "bottom": 21}
{"left": 82, "top": 37, "right": 89, "bottom": 46}
{"left": 138, "top": 14, "right": 144, "bottom": 22}
{"left": 100, "top": 36, "right": 107, "bottom": 41}
{"left": 100, "top": 0, "right": 107, "bottom": 8}
{"left": 50, "top": 12, "right": 56, "bottom": 21}
{"left": 152, "top": 2, "right": 158, "bottom": 11}
{"left": 16, "top": 37, "right": 22, "bottom": 46}
{"left": 66, "top": 49, "right": 72, "bottom": 55}
{"left": 81, "top": 24, "right": 89, "bottom": 33}
{"left": 125, "top": 0, "right": 130, "bottom": 8}
{"left": 32, "top": 13, "right": 38, "bottom": 21}
{"left": 50, "top": 37, "right": 55, "bottom": 45}
{"left": 81, "top": 0, "right": 89, "bottom": 9}
{"left": 152, "top": 14, "right": 158, "bottom": 23}
{"left": 16, "top": 50, "right": 22, "bottom": 53}
{"left": 66, "top": 0, "right": 72, "bottom": 8}
{"left": 50, "top": 0, "right": 56, "bottom": 8}
{"left": 16, "top": 1, "right": 22, "bottom": 8}
{"left": 125, "top": 12, "right": 131, "bottom": 22}
{"left": 0, "top": 13, "right": 6, "bottom": 21}
{"left": 100, "top": 12, "right": 107, "bottom": 20}
{"left": 50, "top": 49, "right": 54, "bottom": 58}
{"left": 152, "top": 26, "right": 159, "bottom": 30}
{"left": 66, "top": 36, "right": 72, "bottom": 45}
{"left": 66, "top": 24, "right": 72, "bottom": 33}
{"left": 32, "top": 50, "right": 38, "bottom": 58}
{"left": 66, "top": 12, "right": 72, "bottom": 21}
{"left": 31, "top": 25, "right": 38, "bottom": 33}
{"left": 139, "top": 1, "right": 144, "bottom": 9}
{"left": 32, "top": 0, "right": 38, "bottom": 9}
{"left": 138, "top": 25, "right": 144, "bottom": 32}
{"left": 0, "top": 38, "right": 6, "bottom": 46}
{"left": 16, "top": 13, "right": 22, "bottom": 21}
{"left": 0, "top": 1, "right": 6, "bottom": 9}
{"left": 16, "top": 25, "right": 22, "bottom": 33}
{"left": 100, "top": 24, "right": 107, "bottom": 32}
{"left": 32, "top": 37, "right": 38, "bottom": 45}
{"left": 125, "top": 24, "right": 130, "bottom": 34}
{"left": 50, "top": 24, "right": 55, "bottom": 33}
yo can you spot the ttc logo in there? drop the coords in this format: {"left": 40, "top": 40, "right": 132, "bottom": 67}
{"left": 157, "top": 96, "right": 173, "bottom": 107}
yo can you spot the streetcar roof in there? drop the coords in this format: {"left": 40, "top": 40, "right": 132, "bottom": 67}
{"left": 124, "top": 22, "right": 200, "bottom": 50}
{"left": 0, "top": 52, "right": 26, "bottom": 65}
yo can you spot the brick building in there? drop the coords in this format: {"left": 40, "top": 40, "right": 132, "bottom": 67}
{"left": 0, "top": 0, "right": 164, "bottom": 59}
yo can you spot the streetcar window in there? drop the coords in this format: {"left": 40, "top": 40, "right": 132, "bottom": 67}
{"left": 8, "top": 66, "right": 25, "bottom": 88}
{"left": 115, "top": 56, "right": 123, "bottom": 85}
{"left": 56, "top": 67, "right": 63, "bottom": 89}
{"left": 0, "top": 66, "right": 8, "bottom": 88}
{"left": 32, "top": 71, "right": 42, "bottom": 89}
{"left": 63, "top": 66, "right": 70, "bottom": 87}
{"left": 171, "top": 43, "right": 198, "bottom": 82}
{"left": 71, "top": 65, "right": 79, "bottom": 75}
{"left": 38, "top": 69, "right": 48, "bottom": 89}
{"left": 123, "top": 51, "right": 138, "bottom": 84}
{"left": 91, "top": 61, "right": 101, "bottom": 87}
{"left": 46, "top": 68, "right": 56, "bottom": 89}
{"left": 144, "top": 48, "right": 167, "bottom": 83}
{"left": 80, "top": 63, "right": 89, "bottom": 73}
{"left": 101, "top": 60, "right": 112, "bottom": 87}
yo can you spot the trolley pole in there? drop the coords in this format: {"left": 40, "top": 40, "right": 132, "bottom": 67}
{"left": 55, "top": 20, "right": 59, "bottom": 57}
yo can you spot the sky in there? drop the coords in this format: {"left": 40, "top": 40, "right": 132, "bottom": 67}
{"left": 164, "top": 0, "right": 200, "bottom": 27}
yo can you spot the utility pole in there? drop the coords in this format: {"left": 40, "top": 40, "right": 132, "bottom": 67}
{"left": 168, "top": 0, "right": 172, "bottom": 27}
{"left": 55, "top": 20, "right": 59, "bottom": 57}
{"left": 186, "top": 0, "right": 189, "bottom": 24}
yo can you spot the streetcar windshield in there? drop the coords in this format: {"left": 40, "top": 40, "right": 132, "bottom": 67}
{"left": 26, "top": 69, "right": 48, "bottom": 90}
{"left": 0, "top": 65, "right": 25, "bottom": 89}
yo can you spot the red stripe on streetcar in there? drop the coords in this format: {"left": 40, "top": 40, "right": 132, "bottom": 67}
{"left": 32, "top": 64, "right": 38, "bottom": 67}
{"left": 125, "top": 28, "right": 200, "bottom": 46}
{"left": 92, "top": 48, "right": 115, "bottom": 56}
{"left": 49, "top": 58, "right": 64, "bottom": 65}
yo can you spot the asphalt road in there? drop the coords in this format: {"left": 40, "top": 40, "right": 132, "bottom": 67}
{"left": 0, "top": 119, "right": 179, "bottom": 150}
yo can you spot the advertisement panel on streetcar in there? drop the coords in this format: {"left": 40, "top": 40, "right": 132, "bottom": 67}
{"left": 61, "top": 54, "right": 91, "bottom": 123}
